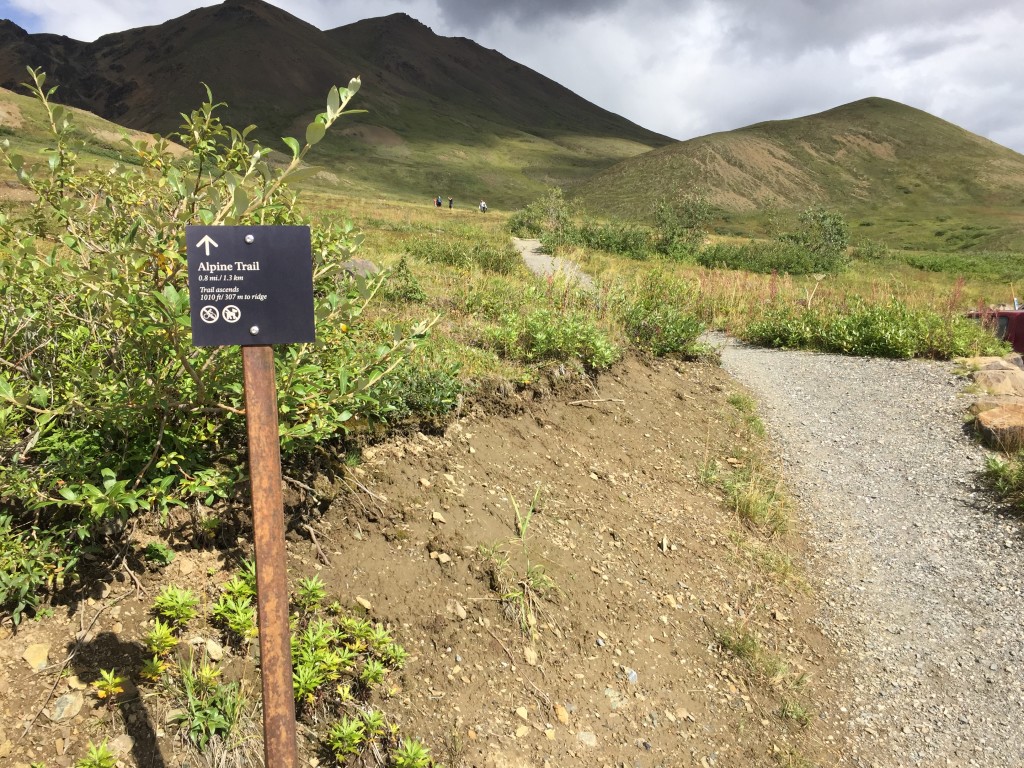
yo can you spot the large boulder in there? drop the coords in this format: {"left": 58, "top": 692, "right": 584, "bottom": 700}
{"left": 972, "top": 368, "right": 1024, "bottom": 397}
{"left": 970, "top": 396, "right": 1024, "bottom": 416}
{"left": 976, "top": 404, "right": 1024, "bottom": 451}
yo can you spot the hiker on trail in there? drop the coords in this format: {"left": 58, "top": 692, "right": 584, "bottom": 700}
{"left": 435, "top": 195, "right": 442, "bottom": 208}
{"left": 448, "top": 196, "right": 453, "bottom": 209}
{"left": 479, "top": 200, "right": 487, "bottom": 212}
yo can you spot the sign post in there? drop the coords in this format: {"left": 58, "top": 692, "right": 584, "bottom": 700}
{"left": 187, "top": 225, "right": 316, "bottom": 768}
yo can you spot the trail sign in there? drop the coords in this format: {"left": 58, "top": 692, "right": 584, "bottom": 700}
{"left": 186, "top": 225, "right": 315, "bottom": 347}
{"left": 185, "top": 224, "right": 310, "bottom": 766}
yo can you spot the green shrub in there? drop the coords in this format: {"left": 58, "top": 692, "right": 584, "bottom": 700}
{"left": 0, "top": 69, "right": 429, "bottom": 606}
{"left": 408, "top": 236, "right": 520, "bottom": 274}
{"left": 614, "top": 272, "right": 706, "bottom": 356}
{"left": 544, "top": 218, "right": 654, "bottom": 260}
{"left": 506, "top": 187, "right": 574, "bottom": 237}
{"left": 382, "top": 255, "right": 427, "bottom": 303}
{"left": 741, "top": 300, "right": 1009, "bottom": 359}
{"left": 0, "top": 514, "right": 71, "bottom": 625}
{"left": 484, "top": 309, "right": 618, "bottom": 371}
{"left": 698, "top": 240, "right": 825, "bottom": 275}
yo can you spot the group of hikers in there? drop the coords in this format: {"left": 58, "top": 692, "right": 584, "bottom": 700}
{"left": 433, "top": 194, "right": 487, "bottom": 212}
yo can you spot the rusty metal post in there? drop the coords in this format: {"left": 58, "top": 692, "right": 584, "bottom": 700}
{"left": 243, "top": 345, "right": 298, "bottom": 768}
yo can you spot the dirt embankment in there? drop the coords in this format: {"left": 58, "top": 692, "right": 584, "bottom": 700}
{"left": 0, "top": 356, "right": 859, "bottom": 767}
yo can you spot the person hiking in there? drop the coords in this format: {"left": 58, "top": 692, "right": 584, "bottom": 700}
{"left": 479, "top": 200, "right": 487, "bottom": 213}
{"left": 448, "top": 196, "right": 453, "bottom": 209}
{"left": 435, "top": 195, "right": 442, "bottom": 208}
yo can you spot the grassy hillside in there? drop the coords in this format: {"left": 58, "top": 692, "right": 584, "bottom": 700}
{"left": 573, "top": 97, "right": 1024, "bottom": 251}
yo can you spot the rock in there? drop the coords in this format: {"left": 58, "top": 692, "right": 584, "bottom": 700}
{"left": 431, "top": 511, "right": 447, "bottom": 524}
{"left": 453, "top": 602, "right": 467, "bottom": 620}
{"left": 66, "top": 675, "right": 87, "bottom": 691}
{"left": 577, "top": 731, "right": 598, "bottom": 748}
{"left": 419, "top": 478, "right": 432, "bottom": 488}
{"left": 178, "top": 557, "right": 196, "bottom": 576}
{"left": 355, "top": 596, "right": 373, "bottom": 611}
{"left": 976, "top": 405, "right": 1024, "bottom": 451}
{"left": 554, "top": 704, "right": 570, "bottom": 724}
{"left": 625, "top": 667, "right": 639, "bottom": 684}
{"left": 109, "top": 734, "right": 134, "bottom": 757}
{"left": 960, "top": 356, "right": 1021, "bottom": 372}
{"left": 969, "top": 396, "right": 1024, "bottom": 415}
{"left": 515, "top": 725, "right": 530, "bottom": 738}
{"left": 437, "top": 553, "right": 452, "bottom": 565}
{"left": 0, "top": 740, "right": 12, "bottom": 758}
{"left": 973, "top": 369, "right": 1024, "bottom": 397}
{"left": 515, "top": 706, "right": 529, "bottom": 721}
{"left": 48, "top": 692, "right": 83, "bottom": 722}
{"left": 341, "top": 258, "right": 380, "bottom": 278}
{"left": 524, "top": 647, "right": 538, "bottom": 666}
{"left": 206, "top": 639, "right": 225, "bottom": 661}
{"left": 23, "top": 643, "right": 49, "bottom": 671}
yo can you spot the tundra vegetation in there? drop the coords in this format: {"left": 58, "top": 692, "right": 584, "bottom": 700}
{"left": 0, "top": 63, "right": 1017, "bottom": 766}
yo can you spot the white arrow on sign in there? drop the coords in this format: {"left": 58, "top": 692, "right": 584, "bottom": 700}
{"left": 196, "top": 234, "right": 219, "bottom": 256}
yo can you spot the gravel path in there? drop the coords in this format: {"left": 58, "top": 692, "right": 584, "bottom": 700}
{"left": 513, "top": 237, "right": 595, "bottom": 291}
{"left": 708, "top": 334, "right": 1024, "bottom": 767}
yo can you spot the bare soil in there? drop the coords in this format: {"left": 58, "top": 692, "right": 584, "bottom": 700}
{"left": 0, "top": 356, "right": 862, "bottom": 767}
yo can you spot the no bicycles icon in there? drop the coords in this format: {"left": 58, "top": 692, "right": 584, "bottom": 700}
{"left": 199, "top": 305, "right": 219, "bottom": 324}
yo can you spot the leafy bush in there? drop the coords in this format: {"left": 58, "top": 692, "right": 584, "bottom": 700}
{"left": 741, "top": 299, "right": 1010, "bottom": 359}
{"left": 614, "top": 272, "right": 706, "bottom": 356}
{"left": 408, "top": 236, "right": 520, "bottom": 274}
{"left": 699, "top": 207, "right": 850, "bottom": 275}
{"left": 506, "top": 187, "right": 574, "bottom": 237}
{"left": 698, "top": 240, "right": 813, "bottom": 275}
{"left": 543, "top": 218, "right": 654, "bottom": 260}
{"left": 484, "top": 309, "right": 618, "bottom": 371}
{"left": 653, "top": 194, "right": 712, "bottom": 256}
{"left": 0, "top": 514, "right": 71, "bottom": 625}
{"left": 0, "top": 69, "right": 430, "bottom": 616}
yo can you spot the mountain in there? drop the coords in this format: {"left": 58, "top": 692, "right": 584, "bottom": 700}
{"left": 573, "top": 97, "right": 1024, "bottom": 250}
{"left": 0, "top": 0, "right": 672, "bottom": 205}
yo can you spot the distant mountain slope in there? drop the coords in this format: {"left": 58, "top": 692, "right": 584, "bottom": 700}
{"left": 574, "top": 97, "right": 1024, "bottom": 249}
{"left": 0, "top": 0, "right": 671, "bottom": 205}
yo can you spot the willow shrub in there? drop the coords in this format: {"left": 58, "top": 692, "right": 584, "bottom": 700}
{"left": 0, "top": 69, "right": 431, "bottom": 622}
{"left": 740, "top": 299, "right": 1009, "bottom": 359}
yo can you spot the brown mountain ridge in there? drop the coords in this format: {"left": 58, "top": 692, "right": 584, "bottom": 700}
{"left": 0, "top": 0, "right": 671, "bottom": 204}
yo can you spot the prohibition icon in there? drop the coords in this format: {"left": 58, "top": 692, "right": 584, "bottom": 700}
{"left": 200, "top": 305, "right": 220, "bottom": 324}
{"left": 223, "top": 305, "right": 242, "bottom": 323}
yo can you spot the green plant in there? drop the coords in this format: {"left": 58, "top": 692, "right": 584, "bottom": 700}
{"left": 140, "top": 655, "right": 168, "bottom": 682}
{"left": 75, "top": 741, "right": 117, "bottom": 768}
{"left": 779, "top": 698, "right": 812, "bottom": 726}
{"left": 0, "top": 68, "right": 430, "bottom": 608}
{"left": 142, "top": 541, "right": 175, "bottom": 566}
{"left": 481, "top": 489, "right": 559, "bottom": 638}
{"left": 152, "top": 585, "right": 199, "bottom": 628}
{"left": 211, "top": 592, "right": 257, "bottom": 643}
{"left": 614, "top": 271, "right": 706, "bottom": 356}
{"left": 295, "top": 575, "right": 327, "bottom": 611}
{"left": 0, "top": 514, "right": 71, "bottom": 625}
{"left": 144, "top": 618, "right": 179, "bottom": 656}
{"left": 484, "top": 308, "right": 618, "bottom": 371}
{"left": 327, "top": 716, "right": 366, "bottom": 759}
{"left": 392, "top": 737, "right": 434, "bottom": 768}
{"left": 982, "top": 453, "right": 1024, "bottom": 511}
{"left": 92, "top": 669, "right": 125, "bottom": 706}
{"left": 172, "top": 654, "right": 246, "bottom": 751}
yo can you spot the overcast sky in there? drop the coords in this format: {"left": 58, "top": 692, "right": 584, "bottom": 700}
{"left": 2, "top": 0, "right": 1022, "bottom": 153}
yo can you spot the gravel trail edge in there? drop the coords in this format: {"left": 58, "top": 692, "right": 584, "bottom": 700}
{"left": 709, "top": 333, "right": 1024, "bottom": 768}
